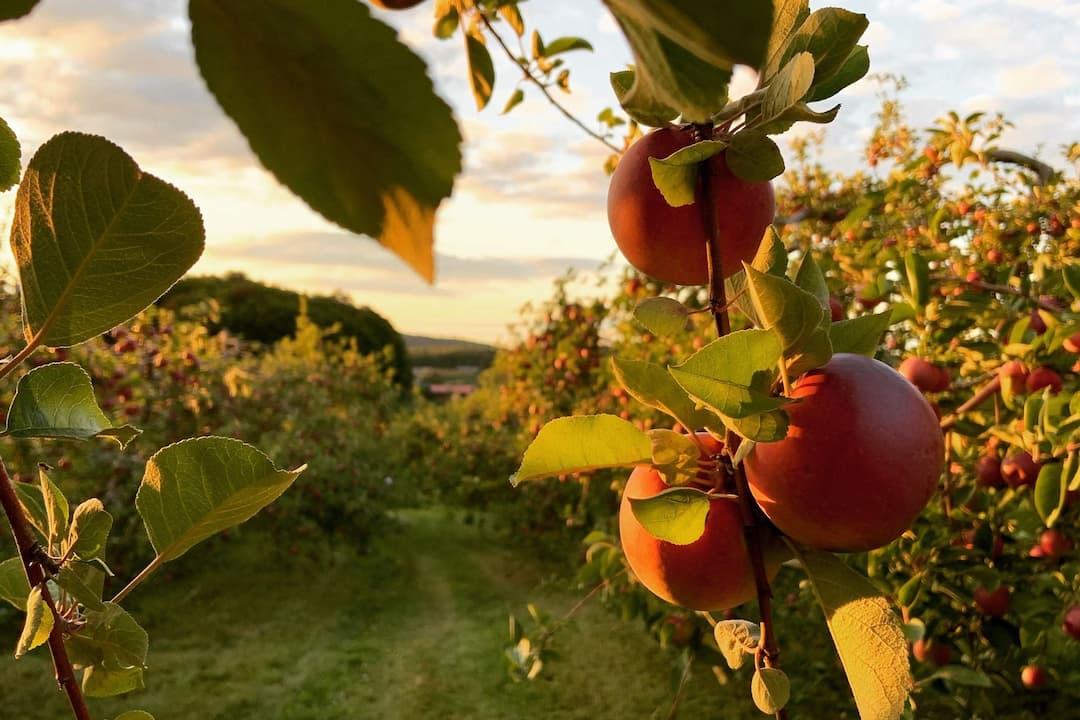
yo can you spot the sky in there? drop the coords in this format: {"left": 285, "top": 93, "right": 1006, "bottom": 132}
{"left": 0, "top": 0, "right": 1078, "bottom": 344}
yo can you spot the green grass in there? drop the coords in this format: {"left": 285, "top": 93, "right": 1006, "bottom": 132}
{"left": 1, "top": 509, "right": 756, "bottom": 719}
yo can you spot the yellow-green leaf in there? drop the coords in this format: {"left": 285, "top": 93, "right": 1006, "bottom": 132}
{"left": 511, "top": 414, "right": 652, "bottom": 486}
{"left": 629, "top": 486, "right": 712, "bottom": 545}
{"left": 15, "top": 586, "right": 53, "bottom": 657}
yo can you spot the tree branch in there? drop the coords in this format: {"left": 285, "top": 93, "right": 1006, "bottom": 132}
{"left": 984, "top": 148, "right": 1056, "bottom": 186}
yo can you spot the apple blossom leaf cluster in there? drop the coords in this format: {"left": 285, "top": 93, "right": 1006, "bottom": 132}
{"left": 0, "top": 119, "right": 303, "bottom": 713}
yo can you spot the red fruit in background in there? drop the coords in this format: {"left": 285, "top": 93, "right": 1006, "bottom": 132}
{"left": 1001, "top": 452, "right": 1041, "bottom": 488}
{"left": 1063, "top": 606, "right": 1080, "bottom": 640}
{"left": 607, "top": 127, "right": 775, "bottom": 285}
{"left": 899, "top": 357, "right": 950, "bottom": 393}
{"left": 998, "top": 361, "right": 1030, "bottom": 394}
{"left": 829, "top": 296, "right": 844, "bottom": 322}
{"left": 1021, "top": 665, "right": 1046, "bottom": 690}
{"left": 1026, "top": 367, "right": 1062, "bottom": 395}
{"left": 620, "top": 434, "right": 783, "bottom": 610}
{"left": 744, "top": 354, "right": 944, "bottom": 552}
{"left": 1039, "top": 529, "right": 1073, "bottom": 559}
{"left": 974, "top": 585, "right": 1010, "bottom": 617}
{"left": 912, "top": 639, "right": 952, "bottom": 666}
{"left": 1064, "top": 331, "right": 1080, "bottom": 353}
{"left": 986, "top": 248, "right": 1004, "bottom": 264}
{"left": 975, "top": 455, "right": 1005, "bottom": 488}
{"left": 370, "top": 0, "right": 426, "bottom": 8}
{"left": 1028, "top": 309, "right": 1047, "bottom": 335}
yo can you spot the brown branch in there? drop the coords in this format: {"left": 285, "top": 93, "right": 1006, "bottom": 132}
{"left": 478, "top": 13, "right": 620, "bottom": 153}
{"left": 939, "top": 375, "right": 1001, "bottom": 431}
{"left": 0, "top": 461, "right": 92, "bottom": 720}
{"left": 700, "top": 130, "right": 787, "bottom": 720}
{"left": 984, "top": 148, "right": 1056, "bottom": 186}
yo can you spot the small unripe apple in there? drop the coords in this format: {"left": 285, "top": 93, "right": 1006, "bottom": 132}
{"left": 1020, "top": 665, "right": 1046, "bottom": 689}
{"left": 898, "top": 357, "right": 950, "bottom": 393}
{"left": 1039, "top": 529, "right": 1073, "bottom": 559}
{"left": 1063, "top": 605, "right": 1080, "bottom": 640}
{"left": 973, "top": 584, "right": 1010, "bottom": 617}
{"left": 744, "top": 354, "right": 944, "bottom": 552}
{"left": 912, "top": 638, "right": 951, "bottom": 666}
{"left": 1026, "top": 367, "right": 1062, "bottom": 395}
{"left": 975, "top": 455, "right": 1005, "bottom": 488}
{"left": 1001, "top": 452, "right": 1041, "bottom": 489}
{"left": 607, "top": 128, "right": 775, "bottom": 285}
{"left": 986, "top": 248, "right": 1004, "bottom": 264}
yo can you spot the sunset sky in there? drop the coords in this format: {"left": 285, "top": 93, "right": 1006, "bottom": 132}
{"left": 1, "top": 1, "right": 1078, "bottom": 344}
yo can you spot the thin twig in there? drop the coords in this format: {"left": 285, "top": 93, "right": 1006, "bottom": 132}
{"left": 939, "top": 375, "right": 1001, "bottom": 430}
{"left": 0, "top": 460, "right": 92, "bottom": 720}
{"left": 478, "top": 13, "right": 620, "bottom": 153}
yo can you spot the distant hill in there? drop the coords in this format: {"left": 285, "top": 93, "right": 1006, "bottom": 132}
{"left": 404, "top": 335, "right": 497, "bottom": 370}
{"left": 158, "top": 273, "right": 412, "bottom": 386}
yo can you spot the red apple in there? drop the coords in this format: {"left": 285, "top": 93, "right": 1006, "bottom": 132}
{"left": 975, "top": 455, "right": 1005, "bottom": 488}
{"left": 899, "top": 357, "right": 950, "bottom": 393}
{"left": 829, "top": 296, "right": 844, "bottom": 322}
{"left": 1020, "top": 665, "right": 1046, "bottom": 689}
{"left": 607, "top": 127, "right": 775, "bottom": 285}
{"left": 744, "top": 354, "right": 944, "bottom": 552}
{"left": 1026, "top": 367, "right": 1063, "bottom": 395}
{"left": 1063, "top": 605, "right": 1080, "bottom": 640}
{"left": 1001, "top": 452, "right": 1041, "bottom": 489}
{"left": 1039, "top": 529, "right": 1073, "bottom": 559}
{"left": 1064, "top": 331, "right": 1080, "bottom": 354}
{"left": 912, "top": 639, "right": 952, "bottom": 666}
{"left": 974, "top": 585, "right": 1010, "bottom": 617}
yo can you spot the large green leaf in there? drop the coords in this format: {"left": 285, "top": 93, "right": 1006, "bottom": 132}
{"left": 77, "top": 603, "right": 148, "bottom": 670}
{"left": 745, "top": 265, "right": 831, "bottom": 373}
{"left": 611, "top": 357, "right": 718, "bottom": 433}
{"left": 136, "top": 438, "right": 304, "bottom": 563}
{"left": 604, "top": 0, "right": 773, "bottom": 70}
{"left": 780, "top": 8, "right": 868, "bottom": 83}
{"left": 760, "top": 52, "right": 815, "bottom": 125}
{"left": 0, "top": 0, "right": 38, "bottom": 21}
{"left": 797, "top": 549, "right": 912, "bottom": 720}
{"left": 762, "top": 0, "right": 810, "bottom": 80}
{"left": 829, "top": 313, "right": 891, "bottom": 356}
{"left": 673, "top": 328, "right": 782, "bottom": 391}
{"left": 82, "top": 665, "right": 144, "bottom": 698}
{"left": 189, "top": 0, "right": 462, "bottom": 283}
{"left": 16, "top": 586, "right": 53, "bottom": 658}
{"left": 66, "top": 499, "right": 113, "bottom": 561}
{"left": 805, "top": 44, "right": 869, "bottom": 102}
{"left": 606, "top": 8, "right": 732, "bottom": 124}
{"left": 512, "top": 415, "right": 652, "bottom": 486}
{"left": 11, "top": 133, "right": 204, "bottom": 347}
{"left": 725, "top": 132, "right": 785, "bottom": 182}
{"left": 0, "top": 557, "right": 30, "bottom": 610}
{"left": 0, "top": 115, "right": 19, "bottom": 191}
{"left": 610, "top": 70, "right": 678, "bottom": 128}
{"left": 633, "top": 297, "right": 693, "bottom": 336}
{"left": 628, "top": 486, "right": 712, "bottom": 545}
{"left": 4, "top": 363, "right": 139, "bottom": 446}
{"left": 648, "top": 140, "right": 728, "bottom": 207}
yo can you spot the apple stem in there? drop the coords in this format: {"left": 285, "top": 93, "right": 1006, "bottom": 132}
{"left": 0, "top": 460, "right": 93, "bottom": 720}
{"left": 699, "top": 137, "right": 789, "bottom": 720}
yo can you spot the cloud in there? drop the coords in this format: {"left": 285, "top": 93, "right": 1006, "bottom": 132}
{"left": 998, "top": 57, "right": 1070, "bottom": 98}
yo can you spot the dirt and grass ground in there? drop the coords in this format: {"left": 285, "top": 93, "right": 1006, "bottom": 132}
{"left": 0, "top": 509, "right": 756, "bottom": 719}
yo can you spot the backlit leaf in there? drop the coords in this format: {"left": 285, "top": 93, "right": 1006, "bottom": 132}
{"left": 15, "top": 586, "right": 53, "bottom": 657}
{"left": 610, "top": 70, "right": 678, "bottom": 128}
{"left": 647, "top": 429, "right": 701, "bottom": 486}
{"left": 794, "top": 252, "right": 830, "bottom": 313}
{"left": 726, "top": 131, "right": 785, "bottom": 182}
{"left": 5, "top": 363, "right": 139, "bottom": 446}
{"left": 0, "top": 557, "right": 30, "bottom": 610}
{"left": 628, "top": 486, "right": 712, "bottom": 545}
{"left": 610, "top": 357, "right": 719, "bottom": 433}
{"left": 136, "top": 437, "right": 304, "bottom": 563}
{"left": 797, "top": 549, "right": 913, "bottom": 720}
{"left": 66, "top": 499, "right": 113, "bottom": 561}
{"left": 501, "top": 88, "right": 525, "bottom": 115}
{"left": 1034, "top": 463, "right": 1066, "bottom": 528}
{"left": 189, "top": 0, "right": 462, "bottom": 283}
{"left": 761, "top": 52, "right": 815, "bottom": 124}
{"left": 11, "top": 133, "right": 204, "bottom": 346}
{"left": 465, "top": 33, "right": 495, "bottom": 111}
{"left": 752, "top": 667, "right": 791, "bottom": 714}
{"left": 80, "top": 603, "right": 148, "bottom": 670}
{"left": 806, "top": 44, "right": 869, "bottom": 102}
{"left": 648, "top": 139, "right": 727, "bottom": 207}
{"left": 57, "top": 565, "right": 106, "bottom": 612}
{"left": 512, "top": 415, "right": 652, "bottom": 486}
{"left": 633, "top": 297, "right": 692, "bottom": 336}
{"left": 13, "top": 482, "right": 48, "bottom": 538}
{"left": 745, "top": 265, "right": 829, "bottom": 364}
{"left": 779, "top": 8, "right": 868, "bottom": 85}
{"left": 38, "top": 466, "right": 69, "bottom": 547}
{"left": 763, "top": 0, "right": 810, "bottom": 80}
{"left": 713, "top": 620, "right": 760, "bottom": 669}
{"left": 829, "top": 313, "right": 891, "bottom": 356}
{"left": 542, "top": 37, "right": 593, "bottom": 57}
{"left": 82, "top": 665, "right": 144, "bottom": 698}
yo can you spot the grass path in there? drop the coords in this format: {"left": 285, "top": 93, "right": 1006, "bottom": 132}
{"left": 1, "top": 509, "right": 751, "bottom": 719}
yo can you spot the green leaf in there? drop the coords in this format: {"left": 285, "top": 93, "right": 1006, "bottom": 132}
{"left": 752, "top": 667, "right": 791, "bottom": 715}
{"left": 744, "top": 265, "right": 831, "bottom": 372}
{"left": 13, "top": 482, "right": 48, "bottom": 538}
{"left": 633, "top": 297, "right": 692, "bottom": 336}
{"left": 189, "top": 0, "right": 462, "bottom": 283}
{"left": 604, "top": 0, "right": 773, "bottom": 69}
{"left": 432, "top": 1, "right": 457, "bottom": 39}
{"left": 672, "top": 329, "right": 782, "bottom": 390}
{"left": 542, "top": 36, "right": 593, "bottom": 57}
{"left": 761, "top": 52, "right": 815, "bottom": 124}
{"left": 38, "top": 466, "right": 69, "bottom": 547}
{"left": 5, "top": 363, "right": 140, "bottom": 446}
{"left": 1034, "top": 464, "right": 1066, "bottom": 528}
{"left": 66, "top": 499, "right": 113, "bottom": 561}
{"left": 0, "top": 557, "right": 30, "bottom": 610}
{"left": 725, "top": 131, "right": 784, "bottom": 182}
{"left": 794, "top": 252, "right": 830, "bottom": 313}
{"left": 56, "top": 565, "right": 106, "bottom": 612}
{"left": 758, "top": 102, "right": 840, "bottom": 135}
{"left": 904, "top": 251, "right": 931, "bottom": 308}
{"left": 16, "top": 586, "right": 53, "bottom": 658}
{"left": 465, "top": 33, "right": 495, "bottom": 111}
{"left": 609, "top": 70, "right": 678, "bottom": 128}
{"left": 628, "top": 486, "right": 712, "bottom": 545}
{"left": 829, "top": 313, "right": 891, "bottom": 356}
{"left": 797, "top": 549, "right": 913, "bottom": 720}
{"left": 11, "top": 133, "right": 204, "bottom": 347}
{"left": 606, "top": 10, "right": 732, "bottom": 124}
{"left": 727, "top": 227, "right": 789, "bottom": 324}
{"left": 501, "top": 88, "right": 525, "bottom": 115}
{"left": 726, "top": 411, "right": 789, "bottom": 443}
{"left": 81, "top": 603, "right": 148, "bottom": 670}
{"left": 498, "top": 2, "right": 524, "bottom": 36}
{"left": 82, "top": 665, "right": 144, "bottom": 698}
{"left": 779, "top": 8, "right": 869, "bottom": 86}
{"left": 511, "top": 415, "right": 652, "bottom": 486}
{"left": 648, "top": 429, "right": 702, "bottom": 486}
{"left": 806, "top": 44, "right": 869, "bottom": 102}
{"left": 648, "top": 140, "right": 727, "bottom": 207}
{"left": 113, "top": 712, "right": 155, "bottom": 720}
{"left": 136, "top": 437, "right": 305, "bottom": 563}
{"left": 922, "top": 666, "right": 993, "bottom": 688}
{"left": 713, "top": 619, "right": 760, "bottom": 669}
{"left": 0, "top": 115, "right": 19, "bottom": 191}
{"left": 1063, "top": 264, "right": 1080, "bottom": 301}
{"left": 610, "top": 357, "right": 719, "bottom": 433}
{"left": 762, "top": 0, "right": 809, "bottom": 81}
{"left": 0, "top": 0, "right": 38, "bottom": 21}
